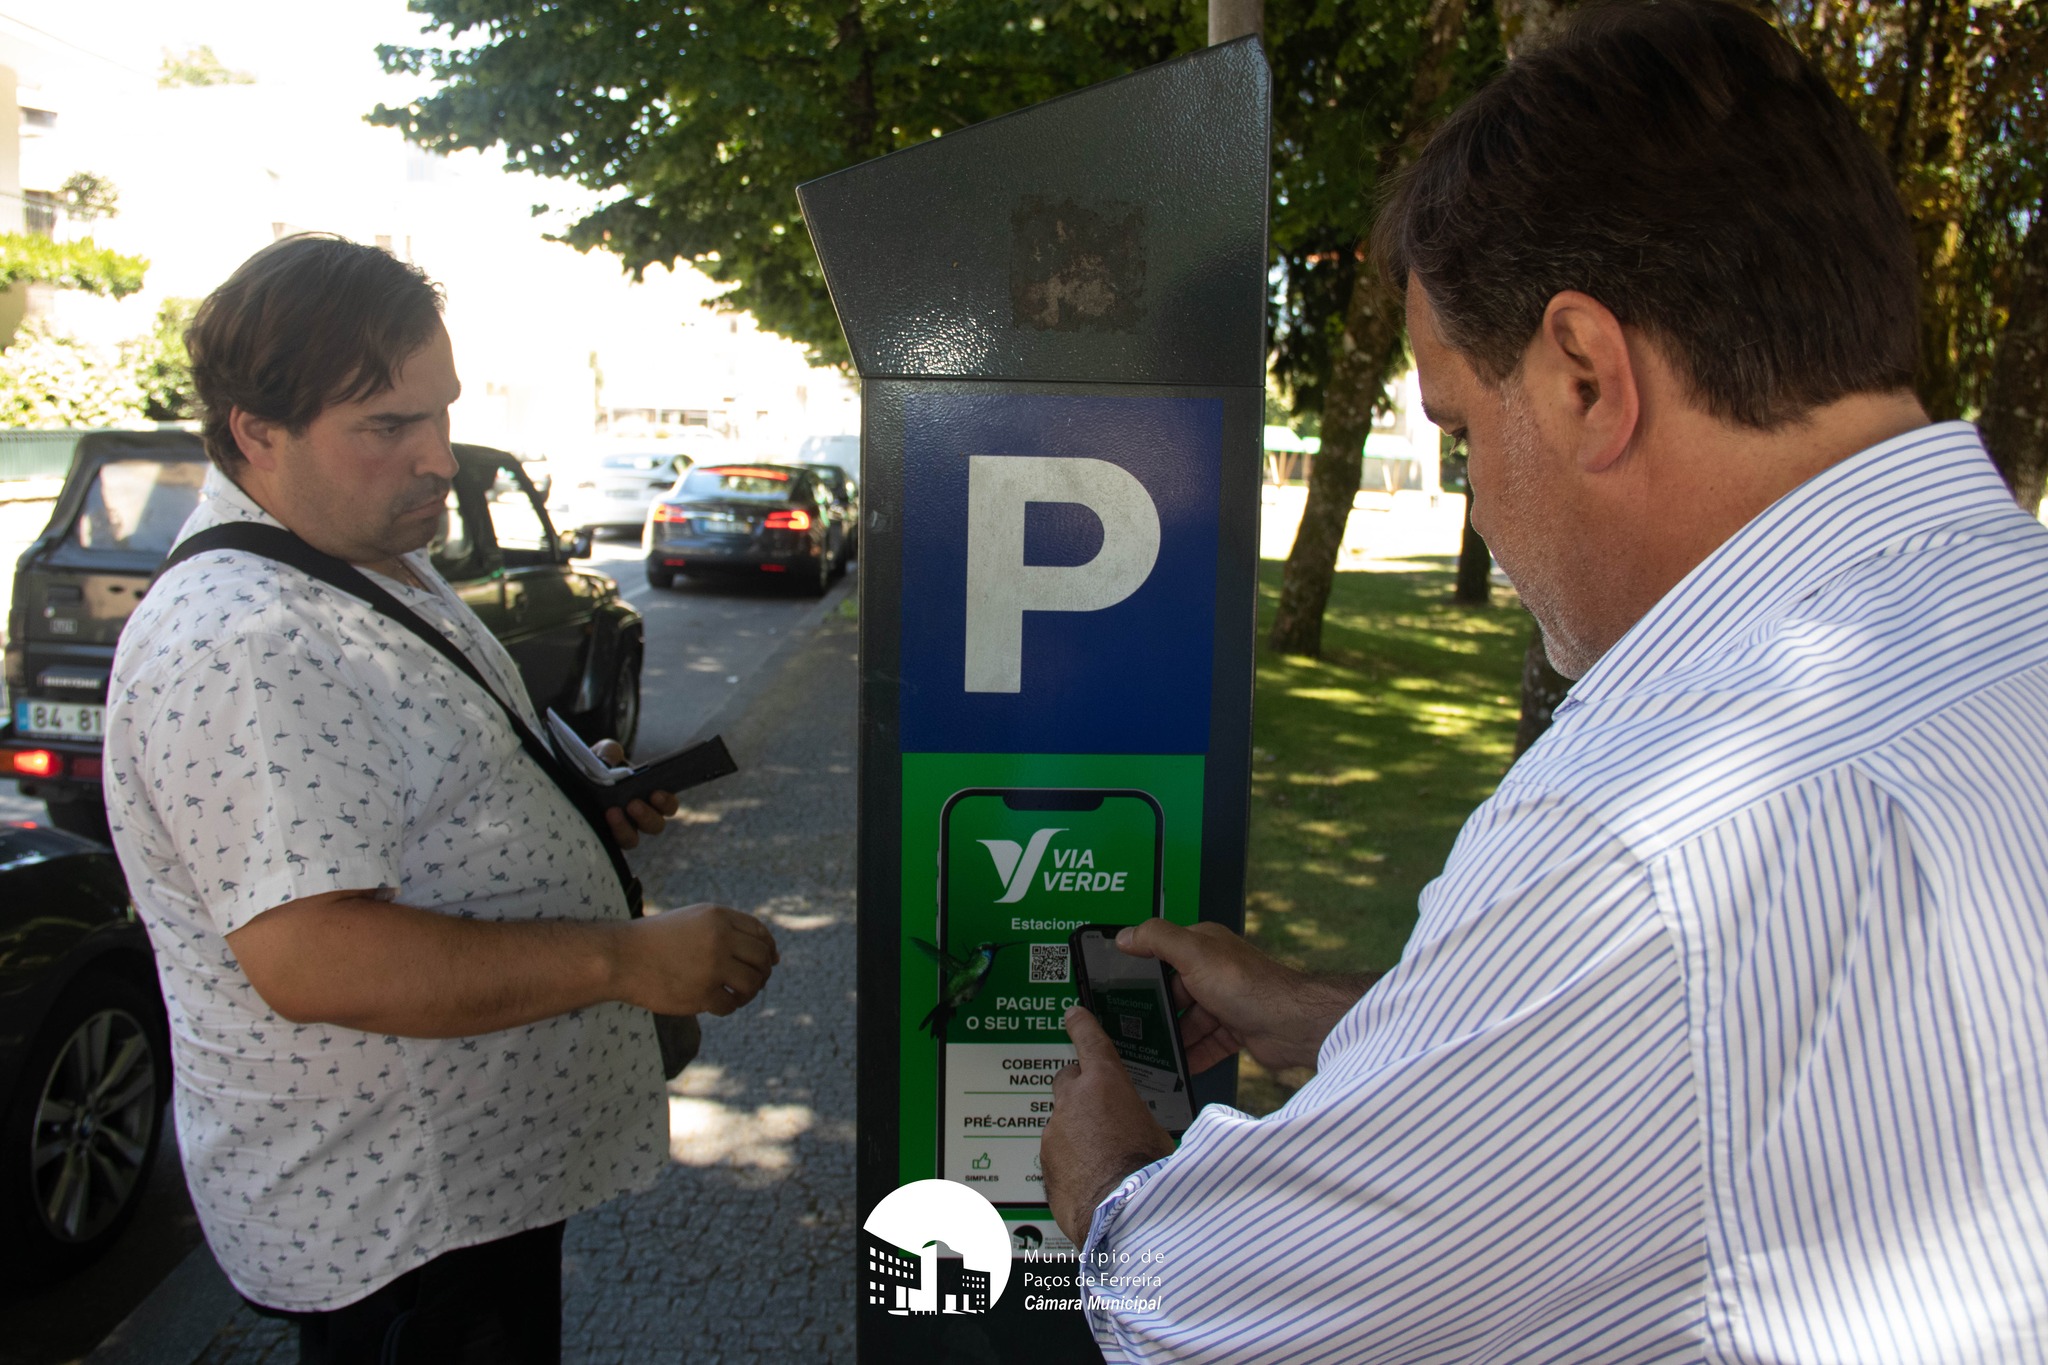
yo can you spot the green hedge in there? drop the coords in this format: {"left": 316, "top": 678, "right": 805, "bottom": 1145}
{"left": 0, "top": 233, "right": 148, "bottom": 298}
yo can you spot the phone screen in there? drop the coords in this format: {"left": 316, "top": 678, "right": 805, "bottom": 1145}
{"left": 934, "top": 788, "right": 1163, "bottom": 1206}
{"left": 1073, "top": 928, "right": 1195, "bottom": 1134}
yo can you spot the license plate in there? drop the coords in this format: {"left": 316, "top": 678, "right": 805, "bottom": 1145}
{"left": 697, "top": 515, "right": 748, "bottom": 536}
{"left": 15, "top": 700, "right": 105, "bottom": 738}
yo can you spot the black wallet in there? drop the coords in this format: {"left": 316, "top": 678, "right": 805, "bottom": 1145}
{"left": 583, "top": 735, "right": 740, "bottom": 809}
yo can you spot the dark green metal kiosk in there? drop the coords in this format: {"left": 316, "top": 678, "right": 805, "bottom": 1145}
{"left": 800, "top": 36, "right": 1270, "bottom": 1362}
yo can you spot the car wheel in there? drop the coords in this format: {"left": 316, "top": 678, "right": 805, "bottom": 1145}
{"left": 646, "top": 565, "right": 675, "bottom": 591}
{"left": 807, "top": 548, "right": 833, "bottom": 597}
{"left": 43, "top": 797, "right": 110, "bottom": 843}
{"left": 0, "top": 972, "right": 168, "bottom": 1283}
{"left": 606, "top": 648, "right": 642, "bottom": 757}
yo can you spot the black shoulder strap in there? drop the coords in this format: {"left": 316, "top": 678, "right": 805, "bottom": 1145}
{"left": 160, "top": 522, "right": 642, "bottom": 914}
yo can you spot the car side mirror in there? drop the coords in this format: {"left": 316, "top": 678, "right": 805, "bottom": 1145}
{"left": 565, "top": 528, "right": 594, "bottom": 560}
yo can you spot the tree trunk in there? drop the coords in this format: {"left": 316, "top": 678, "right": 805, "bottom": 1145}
{"left": 1267, "top": 0, "right": 1471, "bottom": 656}
{"left": 1453, "top": 494, "right": 1491, "bottom": 604}
{"left": 1269, "top": 276, "right": 1405, "bottom": 654}
{"left": 1209, "top": 0, "right": 1264, "bottom": 43}
{"left": 1980, "top": 200, "right": 2048, "bottom": 514}
{"left": 1513, "top": 630, "right": 1572, "bottom": 757}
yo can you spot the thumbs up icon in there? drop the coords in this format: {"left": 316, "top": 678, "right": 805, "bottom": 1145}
{"left": 971, "top": 1153, "right": 992, "bottom": 1170}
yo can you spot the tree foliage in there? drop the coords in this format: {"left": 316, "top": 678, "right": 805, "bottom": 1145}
{"left": 159, "top": 45, "right": 256, "bottom": 89}
{"left": 1264, "top": 0, "right": 1499, "bottom": 420}
{"left": 1781, "top": 1, "right": 2046, "bottom": 423}
{"left": 372, "top": 2, "right": 1202, "bottom": 368}
{"left": 0, "top": 234, "right": 148, "bottom": 299}
{"left": 59, "top": 172, "right": 120, "bottom": 223}
{"left": 1778, "top": 0, "right": 2048, "bottom": 506}
{"left": 122, "top": 298, "right": 201, "bottom": 422}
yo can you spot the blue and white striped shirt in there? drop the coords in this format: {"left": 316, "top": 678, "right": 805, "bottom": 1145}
{"left": 1080, "top": 423, "right": 2048, "bottom": 1362}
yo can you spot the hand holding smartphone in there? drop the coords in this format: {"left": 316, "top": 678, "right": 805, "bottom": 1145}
{"left": 1069, "top": 924, "right": 1196, "bottom": 1135}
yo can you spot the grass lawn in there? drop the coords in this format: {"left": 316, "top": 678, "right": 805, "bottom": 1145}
{"left": 1234, "top": 555, "right": 1529, "bottom": 1115}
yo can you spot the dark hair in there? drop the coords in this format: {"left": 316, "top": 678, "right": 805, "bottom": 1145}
{"left": 186, "top": 234, "right": 446, "bottom": 471}
{"left": 1375, "top": 0, "right": 1917, "bottom": 428}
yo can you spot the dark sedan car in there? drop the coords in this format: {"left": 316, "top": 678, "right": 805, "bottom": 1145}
{"left": 643, "top": 462, "right": 848, "bottom": 594}
{"left": 0, "top": 823, "right": 169, "bottom": 1283}
{"left": 2, "top": 433, "right": 645, "bottom": 837}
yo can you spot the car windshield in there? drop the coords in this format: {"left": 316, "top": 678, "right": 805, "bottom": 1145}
{"left": 679, "top": 466, "right": 798, "bottom": 498}
{"left": 69, "top": 458, "right": 207, "bottom": 555}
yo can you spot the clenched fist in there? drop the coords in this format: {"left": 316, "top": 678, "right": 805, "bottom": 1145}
{"left": 616, "top": 903, "right": 779, "bottom": 1016}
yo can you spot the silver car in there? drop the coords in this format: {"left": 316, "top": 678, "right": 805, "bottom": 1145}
{"left": 546, "top": 450, "right": 689, "bottom": 537}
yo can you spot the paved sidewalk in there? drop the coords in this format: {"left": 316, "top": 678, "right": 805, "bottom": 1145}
{"left": 182, "top": 612, "right": 861, "bottom": 1365}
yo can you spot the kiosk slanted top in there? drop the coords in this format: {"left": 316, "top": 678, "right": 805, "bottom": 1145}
{"left": 798, "top": 37, "right": 1270, "bottom": 388}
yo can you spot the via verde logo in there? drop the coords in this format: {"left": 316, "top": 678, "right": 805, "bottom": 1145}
{"left": 978, "top": 829, "right": 1064, "bottom": 903}
{"left": 863, "top": 1180, "right": 1011, "bottom": 1315}
{"left": 980, "top": 828, "right": 1133, "bottom": 903}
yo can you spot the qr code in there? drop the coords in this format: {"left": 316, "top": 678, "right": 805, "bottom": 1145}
{"left": 1118, "top": 1013, "right": 1144, "bottom": 1040}
{"left": 1028, "top": 944, "right": 1070, "bottom": 984}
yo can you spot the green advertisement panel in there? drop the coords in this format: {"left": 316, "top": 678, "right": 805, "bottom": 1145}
{"left": 900, "top": 754, "right": 1204, "bottom": 1231}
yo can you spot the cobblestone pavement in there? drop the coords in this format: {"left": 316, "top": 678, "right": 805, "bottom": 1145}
{"left": 192, "top": 613, "right": 860, "bottom": 1365}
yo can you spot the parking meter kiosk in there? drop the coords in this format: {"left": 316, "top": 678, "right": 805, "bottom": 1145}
{"left": 801, "top": 37, "right": 1269, "bottom": 1361}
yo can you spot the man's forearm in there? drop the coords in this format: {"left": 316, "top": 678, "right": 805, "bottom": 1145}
{"left": 1273, "top": 970, "right": 1381, "bottom": 1070}
{"left": 227, "top": 894, "right": 631, "bottom": 1037}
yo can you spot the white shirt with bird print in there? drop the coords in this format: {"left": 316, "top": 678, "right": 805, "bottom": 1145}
{"left": 104, "top": 468, "right": 666, "bottom": 1312}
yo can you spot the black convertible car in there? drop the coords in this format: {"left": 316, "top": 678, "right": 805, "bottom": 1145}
{"left": 2, "top": 432, "right": 645, "bottom": 836}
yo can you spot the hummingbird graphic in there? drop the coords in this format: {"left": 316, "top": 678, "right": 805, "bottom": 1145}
{"left": 912, "top": 938, "right": 1025, "bottom": 1038}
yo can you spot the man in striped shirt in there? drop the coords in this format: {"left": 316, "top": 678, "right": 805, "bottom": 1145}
{"left": 1040, "top": 3, "right": 2048, "bottom": 1360}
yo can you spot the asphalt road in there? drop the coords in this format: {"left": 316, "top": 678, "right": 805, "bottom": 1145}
{"left": 0, "top": 535, "right": 854, "bottom": 1365}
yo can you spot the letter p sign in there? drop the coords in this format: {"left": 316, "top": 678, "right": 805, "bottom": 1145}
{"left": 962, "top": 457, "right": 1161, "bottom": 693}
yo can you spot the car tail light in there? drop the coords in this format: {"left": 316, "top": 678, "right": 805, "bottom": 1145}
{"left": 8, "top": 749, "right": 59, "bottom": 778}
{"left": 765, "top": 509, "right": 812, "bottom": 531}
{"left": 760, "top": 564, "right": 788, "bottom": 573}
{"left": 72, "top": 756, "right": 103, "bottom": 779}
{"left": 651, "top": 504, "right": 682, "bottom": 523}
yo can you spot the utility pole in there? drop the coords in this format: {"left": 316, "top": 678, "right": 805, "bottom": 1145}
{"left": 1209, "top": 0, "right": 1263, "bottom": 44}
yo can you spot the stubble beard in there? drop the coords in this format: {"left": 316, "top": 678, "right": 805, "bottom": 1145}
{"left": 1490, "top": 383, "right": 1596, "bottom": 681}
{"left": 376, "top": 475, "right": 454, "bottom": 559}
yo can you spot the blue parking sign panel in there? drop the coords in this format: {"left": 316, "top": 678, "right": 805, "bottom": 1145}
{"left": 898, "top": 391, "right": 1221, "bottom": 755}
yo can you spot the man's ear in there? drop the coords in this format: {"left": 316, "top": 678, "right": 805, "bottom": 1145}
{"left": 227, "top": 407, "right": 288, "bottom": 473}
{"left": 1525, "top": 291, "right": 1640, "bottom": 474}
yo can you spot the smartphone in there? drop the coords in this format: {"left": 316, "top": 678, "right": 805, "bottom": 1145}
{"left": 1069, "top": 924, "right": 1196, "bottom": 1135}
{"left": 932, "top": 788, "right": 1164, "bottom": 1206}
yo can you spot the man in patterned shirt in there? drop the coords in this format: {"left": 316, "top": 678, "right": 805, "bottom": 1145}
{"left": 1043, "top": 3, "right": 2048, "bottom": 1361}
{"left": 105, "top": 235, "right": 779, "bottom": 1364}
